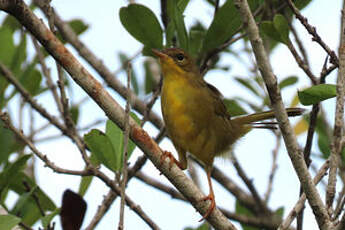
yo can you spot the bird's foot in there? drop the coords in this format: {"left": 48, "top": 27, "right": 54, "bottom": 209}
{"left": 198, "top": 193, "right": 216, "bottom": 222}
{"left": 160, "top": 151, "right": 183, "bottom": 170}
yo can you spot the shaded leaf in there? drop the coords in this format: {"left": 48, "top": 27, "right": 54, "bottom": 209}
{"left": 11, "top": 186, "right": 38, "bottom": 216}
{"left": 273, "top": 14, "right": 290, "bottom": 44}
{"left": 11, "top": 34, "right": 27, "bottom": 76}
{"left": 178, "top": 0, "right": 190, "bottom": 12}
{"left": 279, "top": 76, "right": 298, "bottom": 89}
{"left": 0, "top": 155, "right": 31, "bottom": 191}
{"left": 0, "top": 119, "right": 24, "bottom": 165}
{"left": 69, "top": 106, "right": 79, "bottom": 125}
{"left": 78, "top": 176, "right": 93, "bottom": 197}
{"left": 144, "top": 60, "right": 155, "bottom": 94}
{"left": 234, "top": 77, "right": 260, "bottom": 97}
{"left": 105, "top": 115, "right": 139, "bottom": 171}
{"left": 20, "top": 68, "right": 42, "bottom": 96}
{"left": 84, "top": 129, "right": 117, "bottom": 172}
{"left": 235, "top": 200, "right": 259, "bottom": 230}
{"left": 202, "top": 0, "right": 242, "bottom": 53}
{"left": 260, "top": 21, "right": 282, "bottom": 43}
{"left": 298, "top": 84, "right": 336, "bottom": 105}
{"left": 41, "top": 208, "right": 60, "bottom": 229}
{"left": 0, "top": 215, "right": 21, "bottom": 230}
{"left": 120, "top": 4, "right": 163, "bottom": 50}
{"left": 223, "top": 99, "right": 247, "bottom": 116}
{"left": 0, "top": 27, "right": 15, "bottom": 66}
{"left": 69, "top": 19, "right": 89, "bottom": 35}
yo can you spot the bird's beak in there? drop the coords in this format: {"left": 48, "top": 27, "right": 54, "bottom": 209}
{"left": 152, "top": 49, "right": 168, "bottom": 60}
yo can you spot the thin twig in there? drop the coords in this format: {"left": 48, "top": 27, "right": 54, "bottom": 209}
{"left": 0, "top": 112, "right": 89, "bottom": 176}
{"left": 285, "top": 0, "right": 339, "bottom": 66}
{"left": 118, "top": 63, "right": 132, "bottom": 230}
{"left": 264, "top": 132, "right": 281, "bottom": 203}
{"left": 286, "top": 39, "right": 317, "bottom": 84}
{"left": 31, "top": 35, "right": 63, "bottom": 114}
{"left": 230, "top": 152, "right": 269, "bottom": 215}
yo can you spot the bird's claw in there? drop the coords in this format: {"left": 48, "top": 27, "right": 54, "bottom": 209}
{"left": 198, "top": 194, "right": 215, "bottom": 222}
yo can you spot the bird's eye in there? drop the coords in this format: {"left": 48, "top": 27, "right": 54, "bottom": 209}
{"left": 176, "top": 53, "right": 185, "bottom": 61}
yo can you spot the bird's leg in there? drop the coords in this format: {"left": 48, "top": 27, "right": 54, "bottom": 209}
{"left": 199, "top": 169, "right": 215, "bottom": 222}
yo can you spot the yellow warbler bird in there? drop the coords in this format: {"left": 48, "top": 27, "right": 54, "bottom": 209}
{"left": 152, "top": 48, "right": 303, "bottom": 220}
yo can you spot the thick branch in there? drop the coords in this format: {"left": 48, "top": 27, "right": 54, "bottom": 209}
{"left": 0, "top": 1, "right": 237, "bottom": 228}
{"left": 233, "top": 0, "right": 332, "bottom": 229}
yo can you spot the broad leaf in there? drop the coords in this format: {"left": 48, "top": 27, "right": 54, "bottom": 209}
{"left": 0, "top": 215, "right": 21, "bottom": 230}
{"left": 202, "top": 0, "right": 242, "bottom": 53}
{"left": 120, "top": 4, "right": 163, "bottom": 50}
{"left": 298, "top": 84, "right": 336, "bottom": 105}
{"left": 84, "top": 129, "right": 117, "bottom": 172}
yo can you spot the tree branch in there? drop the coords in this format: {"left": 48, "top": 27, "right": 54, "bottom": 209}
{"left": 0, "top": 1, "right": 238, "bottom": 228}
{"left": 233, "top": 0, "right": 332, "bottom": 229}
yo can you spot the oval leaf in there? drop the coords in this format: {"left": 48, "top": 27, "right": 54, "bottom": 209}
{"left": 279, "top": 76, "right": 298, "bottom": 89}
{"left": 273, "top": 14, "right": 289, "bottom": 44}
{"left": 0, "top": 215, "right": 21, "bottom": 230}
{"left": 119, "top": 4, "right": 163, "bottom": 49}
{"left": 84, "top": 129, "right": 117, "bottom": 172}
{"left": 298, "top": 84, "right": 336, "bottom": 105}
{"left": 202, "top": 0, "right": 242, "bottom": 53}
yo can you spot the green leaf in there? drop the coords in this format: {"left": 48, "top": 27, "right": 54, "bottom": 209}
{"left": 261, "top": 14, "right": 290, "bottom": 45}
{"left": 273, "top": 14, "right": 290, "bottom": 44}
{"left": 223, "top": 99, "right": 247, "bottom": 116}
{"left": 120, "top": 4, "right": 163, "bottom": 49}
{"left": 235, "top": 200, "right": 259, "bottom": 230}
{"left": 2, "top": 15, "right": 21, "bottom": 32}
{"left": 298, "top": 84, "right": 336, "bottom": 105}
{"left": 41, "top": 208, "right": 60, "bottom": 228}
{"left": 144, "top": 60, "right": 155, "bottom": 94}
{"left": 0, "top": 155, "right": 31, "bottom": 191}
{"left": 105, "top": 115, "right": 139, "bottom": 171}
{"left": 318, "top": 132, "right": 330, "bottom": 158}
{"left": 11, "top": 186, "right": 38, "bottom": 215}
{"left": 295, "top": 0, "right": 312, "bottom": 9}
{"left": 165, "top": 21, "right": 176, "bottom": 47}
{"left": 12, "top": 198, "right": 40, "bottom": 226}
{"left": 189, "top": 23, "right": 206, "bottom": 58}
{"left": 78, "top": 176, "right": 93, "bottom": 197}
{"left": 69, "top": 106, "right": 79, "bottom": 124}
{"left": 260, "top": 21, "right": 282, "bottom": 43}
{"left": 11, "top": 34, "right": 27, "bottom": 76}
{"left": 234, "top": 77, "right": 260, "bottom": 97}
{"left": 275, "top": 206, "right": 284, "bottom": 218}
{"left": 84, "top": 129, "right": 117, "bottom": 172}
{"left": 202, "top": 0, "right": 242, "bottom": 53}
{"left": 172, "top": 2, "right": 189, "bottom": 50}
{"left": 279, "top": 76, "right": 298, "bottom": 89}
{"left": 20, "top": 68, "right": 42, "bottom": 96}
{"left": 178, "top": 0, "right": 190, "bottom": 12}
{"left": 69, "top": 19, "right": 89, "bottom": 35}
{"left": 8, "top": 172, "right": 56, "bottom": 211}
{"left": 0, "top": 214, "right": 21, "bottom": 230}
{"left": 0, "top": 120, "right": 24, "bottom": 165}
{"left": 0, "top": 27, "right": 15, "bottom": 66}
